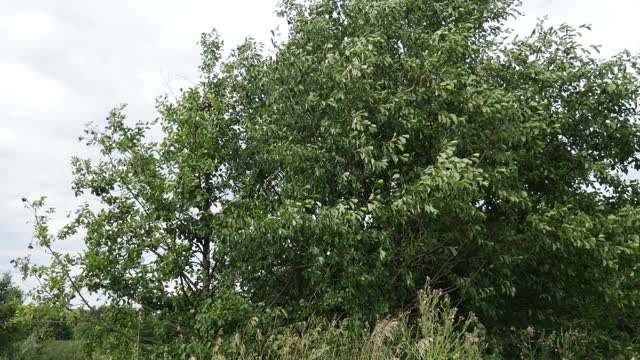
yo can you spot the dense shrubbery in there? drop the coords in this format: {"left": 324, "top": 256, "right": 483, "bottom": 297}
{"left": 0, "top": 283, "right": 595, "bottom": 359}
{"left": 12, "top": 0, "right": 640, "bottom": 358}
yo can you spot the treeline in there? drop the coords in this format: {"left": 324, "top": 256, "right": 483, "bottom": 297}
{"left": 11, "top": 0, "right": 640, "bottom": 358}
{"left": 1, "top": 272, "right": 166, "bottom": 359}
{"left": 1, "top": 273, "right": 76, "bottom": 359}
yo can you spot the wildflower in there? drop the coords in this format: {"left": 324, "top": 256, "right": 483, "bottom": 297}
{"left": 417, "top": 337, "right": 434, "bottom": 355}
{"left": 465, "top": 332, "right": 478, "bottom": 343}
{"left": 526, "top": 326, "right": 535, "bottom": 337}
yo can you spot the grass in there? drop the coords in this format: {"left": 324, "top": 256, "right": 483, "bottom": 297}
{"left": 2, "top": 339, "right": 87, "bottom": 360}
{"left": 213, "top": 286, "right": 486, "bottom": 359}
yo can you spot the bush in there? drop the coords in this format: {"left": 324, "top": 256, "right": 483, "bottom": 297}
{"left": 37, "top": 340, "right": 87, "bottom": 360}
{"left": 3, "top": 337, "right": 86, "bottom": 360}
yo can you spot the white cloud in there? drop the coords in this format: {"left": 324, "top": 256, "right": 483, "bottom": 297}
{"left": 0, "top": 10, "right": 55, "bottom": 44}
{"left": 0, "top": 62, "right": 67, "bottom": 110}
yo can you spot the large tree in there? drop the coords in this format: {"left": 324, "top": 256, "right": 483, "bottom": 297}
{"left": 18, "top": 0, "right": 640, "bottom": 356}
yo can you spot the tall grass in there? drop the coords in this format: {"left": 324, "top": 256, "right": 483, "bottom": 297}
{"left": 215, "top": 286, "right": 485, "bottom": 359}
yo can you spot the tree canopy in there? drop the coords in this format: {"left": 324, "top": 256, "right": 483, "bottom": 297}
{"left": 17, "top": 0, "right": 640, "bottom": 357}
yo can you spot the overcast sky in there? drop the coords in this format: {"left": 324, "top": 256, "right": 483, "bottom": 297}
{"left": 1, "top": 0, "right": 639, "bottom": 289}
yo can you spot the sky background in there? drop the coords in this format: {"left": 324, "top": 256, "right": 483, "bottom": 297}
{"left": 1, "top": 0, "right": 639, "bottom": 290}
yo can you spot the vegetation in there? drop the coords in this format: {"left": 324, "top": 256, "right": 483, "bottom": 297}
{"left": 0, "top": 273, "right": 23, "bottom": 356}
{"left": 8, "top": 0, "right": 640, "bottom": 358}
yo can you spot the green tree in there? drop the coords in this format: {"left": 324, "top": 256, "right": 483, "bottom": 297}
{"left": 17, "top": 0, "right": 640, "bottom": 357}
{"left": 0, "top": 273, "right": 24, "bottom": 355}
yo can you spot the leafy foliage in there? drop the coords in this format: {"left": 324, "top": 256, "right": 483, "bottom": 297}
{"left": 0, "top": 273, "right": 23, "bottom": 355}
{"left": 15, "top": 0, "right": 640, "bottom": 357}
